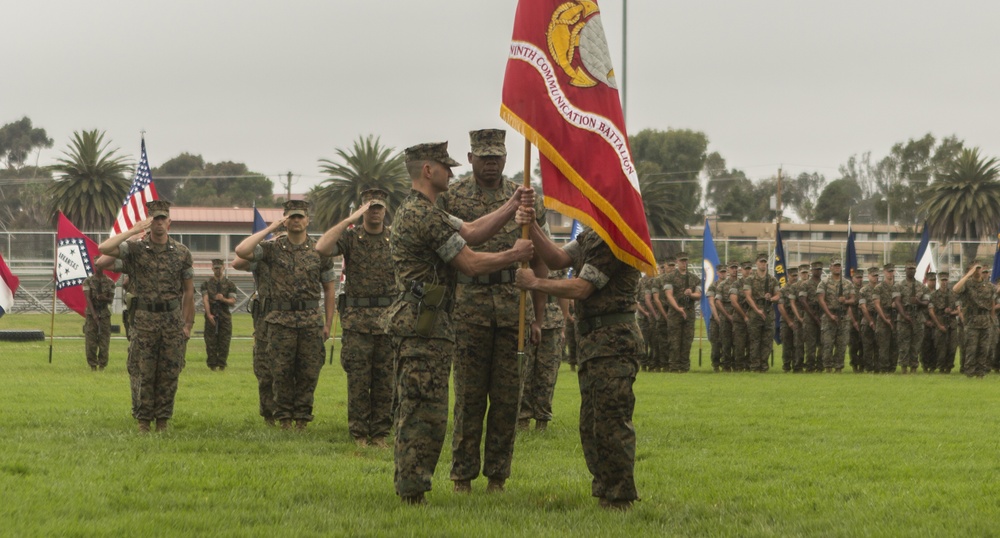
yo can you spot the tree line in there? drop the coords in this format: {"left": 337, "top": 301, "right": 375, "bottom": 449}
{"left": 1, "top": 117, "right": 997, "bottom": 260}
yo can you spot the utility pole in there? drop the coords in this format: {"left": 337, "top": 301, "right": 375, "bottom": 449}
{"left": 285, "top": 171, "right": 293, "bottom": 200}
{"left": 776, "top": 167, "right": 783, "bottom": 221}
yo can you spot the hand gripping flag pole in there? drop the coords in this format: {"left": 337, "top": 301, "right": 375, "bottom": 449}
{"left": 517, "top": 139, "right": 531, "bottom": 374}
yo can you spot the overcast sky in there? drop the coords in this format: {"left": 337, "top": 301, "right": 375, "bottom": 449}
{"left": 5, "top": 0, "right": 999, "bottom": 196}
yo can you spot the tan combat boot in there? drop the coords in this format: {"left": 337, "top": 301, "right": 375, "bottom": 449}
{"left": 486, "top": 478, "right": 506, "bottom": 493}
{"left": 155, "top": 419, "right": 168, "bottom": 432}
{"left": 138, "top": 420, "right": 151, "bottom": 433}
{"left": 453, "top": 480, "right": 472, "bottom": 493}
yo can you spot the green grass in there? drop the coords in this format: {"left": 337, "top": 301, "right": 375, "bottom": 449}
{"left": 2, "top": 314, "right": 1000, "bottom": 536}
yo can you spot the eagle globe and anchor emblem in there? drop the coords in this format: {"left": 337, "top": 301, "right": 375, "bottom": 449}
{"left": 546, "top": 0, "right": 617, "bottom": 90}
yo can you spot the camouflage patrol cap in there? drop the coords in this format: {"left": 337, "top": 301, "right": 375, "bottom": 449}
{"left": 361, "top": 188, "right": 389, "bottom": 208}
{"left": 716, "top": 264, "right": 726, "bottom": 272}
{"left": 756, "top": 252, "right": 768, "bottom": 262}
{"left": 728, "top": 261, "right": 740, "bottom": 269}
{"left": 883, "top": 262, "right": 895, "bottom": 271}
{"left": 405, "top": 142, "right": 461, "bottom": 167}
{"left": 665, "top": 256, "right": 677, "bottom": 266}
{"left": 469, "top": 129, "right": 507, "bottom": 157}
{"left": 811, "top": 261, "right": 824, "bottom": 270}
{"left": 830, "top": 259, "right": 842, "bottom": 266}
{"left": 904, "top": 261, "right": 917, "bottom": 269}
{"left": 211, "top": 259, "right": 224, "bottom": 268}
{"left": 741, "top": 260, "right": 752, "bottom": 269}
{"left": 867, "top": 266, "right": 880, "bottom": 275}
{"left": 799, "top": 263, "right": 810, "bottom": 272}
{"left": 146, "top": 200, "right": 171, "bottom": 218}
{"left": 937, "top": 270, "right": 950, "bottom": 279}
{"left": 676, "top": 251, "right": 689, "bottom": 261}
{"left": 283, "top": 199, "right": 310, "bottom": 217}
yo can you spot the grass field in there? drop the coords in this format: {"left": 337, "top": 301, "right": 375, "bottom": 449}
{"left": 2, "top": 313, "right": 1000, "bottom": 537}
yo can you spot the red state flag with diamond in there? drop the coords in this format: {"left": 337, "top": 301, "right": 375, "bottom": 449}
{"left": 56, "top": 212, "right": 118, "bottom": 317}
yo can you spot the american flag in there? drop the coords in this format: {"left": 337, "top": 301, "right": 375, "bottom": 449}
{"left": 111, "top": 138, "right": 158, "bottom": 237}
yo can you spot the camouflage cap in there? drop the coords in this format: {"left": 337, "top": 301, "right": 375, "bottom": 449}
{"left": 283, "top": 199, "right": 310, "bottom": 217}
{"left": 904, "top": 261, "right": 917, "bottom": 269}
{"left": 728, "top": 261, "right": 740, "bottom": 268}
{"left": 469, "top": 129, "right": 507, "bottom": 157}
{"left": 830, "top": 259, "right": 842, "bottom": 266}
{"left": 741, "top": 260, "right": 753, "bottom": 269}
{"left": 867, "top": 266, "right": 880, "bottom": 275}
{"left": 883, "top": 262, "right": 895, "bottom": 271}
{"left": 937, "top": 270, "right": 950, "bottom": 278}
{"left": 146, "top": 200, "right": 171, "bottom": 218}
{"left": 756, "top": 252, "right": 768, "bottom": 262}
{"left": 716, "top": 264, "right": 726, "bottom": 272}
{"left": 405, "top": 141, "right": 461, "bottom": 167}
{"left": 665, "top": 256, "right": 677, "bottom": 265}
{"left": 361, "top": 187, "right": 389, "bottom": 208}
{"left": 211, "top": 259, "right": 224, "bottom": 268}
{"left": 676, "top": 251, "right": 689, "bottom": 261}
{"left": 811, "top": 261, "right": 824, "bottom": 269}
{"left": 799, "top": 263, "right": 810, "bottom": 271}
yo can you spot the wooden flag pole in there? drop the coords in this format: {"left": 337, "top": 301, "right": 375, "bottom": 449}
{"left": 517, "top": 138, "right": 531, "bottom": 363}
{"left": 48, "top": 251, "right": 57, "bottom": 364}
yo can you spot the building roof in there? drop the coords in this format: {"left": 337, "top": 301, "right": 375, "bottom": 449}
{"left": 168, "top": 207, "right": 284, "bottom": 224}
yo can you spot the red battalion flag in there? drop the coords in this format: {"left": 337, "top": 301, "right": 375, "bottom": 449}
{"left": 111, "top": 137, "right": 157, "bottom": 237}
{"left": 56, "top": 212, "right": 117, "bottom": 317}
{"left": 500, "top": 0, "right": 655, "bottom": 274}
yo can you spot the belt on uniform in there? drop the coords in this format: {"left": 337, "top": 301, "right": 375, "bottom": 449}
{"left": 272, "top": 300, "right": 320, "bottom": 311}
{"left": 345, "top": 296, "right": 393, "bottom": 308}
{"left": 577, "top": 312, "right": 635, "bottom": 336}
{"left": 456, "top": 268, "right": 516, "bottom": 285}
{"left": 400, "top": 292, "right": 453, "bottom": 313}
{"left": 134, "top": 299, "right": 180, "bottom": 313}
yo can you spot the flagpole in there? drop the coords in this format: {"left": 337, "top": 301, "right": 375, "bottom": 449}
{"left": 48, "top": 235, "right": 57, "bottom": 364}
{"left": 517, "top": 138, "right": 531, "bottom": 366}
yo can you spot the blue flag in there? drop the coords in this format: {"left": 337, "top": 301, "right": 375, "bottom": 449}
{"left": 252, "top": 206, "right": 272, "bottom": 240}
{"left": 701, "top": 219, "right": 721, "bottom": 338}
{"left": 846, "top": 228, "right": 858, "bottom": 279}
{"left": 772, "top": 223, "right": 788, "bottom": 344}
{"left": 914, "top": 221, "right": 935, "bottom": 281}
{"left": 992, "top": 226, "right": 1000, "bottom": 284}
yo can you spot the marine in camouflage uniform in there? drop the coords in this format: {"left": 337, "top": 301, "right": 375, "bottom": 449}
{"left": 235, "top": 200, "right": 336, "bottom": 431}
{"left": 847, "top": 272, "right": 865, "bottom": 372}
{"left": 316, "top": 188, "right": 396, "bottom": 447}
{"left": 98, "top": 200, "right": 195, "bottom": 433}
{"left": 728, "top": 261, "right": 753, "bottom": 371}
{"left": 645, "top": 261, "right": 672, "bottom": 372}
{"left": 777, "top": 266, "right": 799, "bottom": 372}
{"left": 663, "top": 252, "right": 701, "bottom": 372}
{"left": 706, "top": 265, "right": 727, "bottom": 372}
{"left": 201, "top": 259, "right": 237, "bottom": 371}
{"left": 385, "top": 141, "right": 534, "bottom": 504}
{"left": 871, "top": 263, "right": 899, "bottom": 373}
{"left": 798, "top": 261, "right": 824, "bottom": 372}
{"left": 514, "top": 223, "right": 641, "bottom": 511}
{"left": 635, "top": 274, "right": 653, "bottom": 370}
{"left": 234, "top": 244, "right": 279, "bottom": 425}
{"left": 857, "top": 266, "right": 881, "bottom": 373}
{"left": 743, "top": 253, "right": 779, "bottom": 372}
{"left": 519, "top": 269, "right": 569, "bottom": 430}
{"left": 954, "top": 261, "right": 994, "bottom": 377}
{"left": 816, "top": 259, "right": 856, "bottom": 372}
{"left": 717, "top": 262, "right": 740, "bottom": 371}
{"left": 789, "top": 264, "right": 811, "bottom": 372}
{"left": 82, "top": 271, "right": 115, "bottom": 370}
{"left": 920, "top": 274, "right": 939, "bottom": 372}
{"left": 893, "top": 262, "right": 930, "bottom": 373}
{"left": 437, "top": 130, "right": 548, "bottom": 494}
{"left": 931, "top": 271, "right": 960, "bottom": 373}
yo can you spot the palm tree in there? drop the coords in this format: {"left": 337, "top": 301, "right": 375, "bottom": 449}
{"left": 922, "top": 147, "right": 1000, "bottom": 262}
{"left": 637, "top": 161, "right": 686, "bottom": 239}
{"left": 48, "top": 130, "right": 131, "bottom": 231}
{"left": 310, "top": 135, "right": 408, "bottom": 230}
